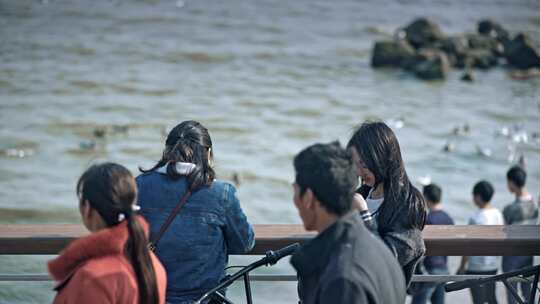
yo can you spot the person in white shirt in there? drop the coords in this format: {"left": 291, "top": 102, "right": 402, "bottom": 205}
{"left": 457, "top": 180, "right": 504, "bottom": 304}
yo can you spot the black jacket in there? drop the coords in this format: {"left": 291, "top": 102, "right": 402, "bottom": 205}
{"left": 358, "top": 185, "right": 425, "bottom": 286}
{"left": 290, "top": 212, "right": 406, "bottom": 304}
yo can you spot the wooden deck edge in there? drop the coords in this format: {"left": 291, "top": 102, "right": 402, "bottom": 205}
{"left": 1, "top": 224, "right": 540, "bottom": 255}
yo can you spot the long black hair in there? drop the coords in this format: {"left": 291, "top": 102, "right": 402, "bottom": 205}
{"left": 347, "top": 121, "right": 426, "bottom": 230}
{"left": 77, "top": 163, "right": 159, "bottom": 304}
{"left": 140, "top": 120, "right": 215, "bottom": 192}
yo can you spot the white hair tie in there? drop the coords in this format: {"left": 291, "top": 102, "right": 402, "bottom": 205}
{"left": 118, "top": 205, "right": 140, "bottom": 223}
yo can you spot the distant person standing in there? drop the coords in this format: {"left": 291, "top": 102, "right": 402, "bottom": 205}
{"left": 412, "top": 184, "right": 454, "bottom": 304}
{"left": 502, "top": 165, "right": 538, "bottom": 304}
{"left": 457, "top": 181, "right": 504, "bottom": 304}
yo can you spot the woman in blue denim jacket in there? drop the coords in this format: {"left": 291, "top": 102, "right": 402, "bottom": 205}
{"left": 136, "top": 120, "right": 255, "bottom": 304}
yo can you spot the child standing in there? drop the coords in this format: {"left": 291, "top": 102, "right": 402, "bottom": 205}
{"left": 457, "top": 180, "right": 504, "bottom": 304}
{"left": 412, "top": 183, "right": 454, "bottom": 304}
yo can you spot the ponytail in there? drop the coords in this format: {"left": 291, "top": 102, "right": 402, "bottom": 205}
{"left": 125, "top": 216, "right": 159, "bottom": 304}
{"left": 77, "top": 163, "right": 160, "bottom": 304}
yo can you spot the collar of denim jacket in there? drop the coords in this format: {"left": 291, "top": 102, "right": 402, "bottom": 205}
{"left": 156, "top": 162, "right": 196, "bottom": 175}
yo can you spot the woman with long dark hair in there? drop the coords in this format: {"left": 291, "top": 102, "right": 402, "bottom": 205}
{"left": 137, "top": 120, "right": 255, "bottom": 303}
{"left": 347, "top": 121, "right": 427, "bottom": 286}
{"left": 48, "top": 163, "right": 167, "bottom": 304}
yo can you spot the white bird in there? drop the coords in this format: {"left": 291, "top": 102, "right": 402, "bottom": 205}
{"left": 386, "top": 118, "right": 404, "bottom": 129}
{"left": 417, "top": 175, "right": 432, "bottom": 186}
{"left": 4, "top": 149, "right": 34, "bottom": 158}
{"left": 443, "top": 142, "right": 456, "bottom": 152}
{"left": 512, "top": 131, "right": 528, "bottom": 144}
{"left": 476, "top": 145, "right": 492, "bottom": 158}
{"left": 496, "top": 126, "right": 510, "bottom": 137}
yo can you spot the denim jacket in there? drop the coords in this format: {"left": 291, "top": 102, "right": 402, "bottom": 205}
{"left": 136, "top": 171, "right": 255, "bottom": 303}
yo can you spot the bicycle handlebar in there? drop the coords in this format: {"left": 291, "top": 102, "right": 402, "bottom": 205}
{"left": 193, "top": 243, "right": 300, "bottom": 304}
{"left": 261, "top": 243, "right": 300, "bottom": 266}
{"left": 445, "top": 278, "right": 482, "bottom": 292}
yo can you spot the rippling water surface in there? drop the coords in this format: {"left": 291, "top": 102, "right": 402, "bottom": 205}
{"left": 1, "top": 0, "right": 540, "bottom": 302}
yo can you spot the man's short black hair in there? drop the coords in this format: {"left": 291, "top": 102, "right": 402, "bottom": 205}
{"left": 473, "top": 180, "right": 494, "bottom": 204}
{"left": 423, "top": 184, "right": 442, "bottom": 204}
{"left": 507, "top": 165, "right": 527, "bottom": 188}
{"left": 294, "top": 141, "right": 358, "bottom": 216}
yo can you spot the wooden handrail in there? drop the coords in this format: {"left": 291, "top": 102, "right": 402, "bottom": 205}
{"left": 1, "top": 224, "right": 540, "bottom": 256}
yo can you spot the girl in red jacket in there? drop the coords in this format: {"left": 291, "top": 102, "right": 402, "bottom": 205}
{"left": 48, "top": 163, "right": 167, "bottom": 304}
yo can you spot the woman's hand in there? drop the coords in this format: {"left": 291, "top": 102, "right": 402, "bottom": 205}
{"left": 352, "top": 193, "right": 369, "bottom": 211}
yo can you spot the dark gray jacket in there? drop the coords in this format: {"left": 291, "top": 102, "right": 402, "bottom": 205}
{"left": 358, "top": 185, "right": 425, "bottom": 286}
{"left": 290, "top": 212, "right": 406, "bottom": 304}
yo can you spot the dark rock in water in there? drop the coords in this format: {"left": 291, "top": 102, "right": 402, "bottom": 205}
{"left": 404, "top": 18, "right": 445, "bottom": 49}
{"left": 461, "top": 69, "right": 475, "bottom": 82}
{"left": 434, "top": 36, "right": 468, "bottom": 67}
{"left": 402, "top": 48, "right": 450, "bottom": 80}
{"left": 468, "top": 34, "right": 498, "bottom": 49}
{"left": 371, "top": 40, "right": 415, "bottom": 67}
{"left": 505, "top": 33, "right": 540, "bottom": 69}
{"left": 370, "top": 18, "right": 539, "bottom": 80}
{"left": 466, "top": 49, "right": 498, "bottom": 69}
{"left": 478, "top": 19, "right": 509, "bottom": 43}
{"left": 509, "top": 68, "right": 540, "bottom": 80}
{"left": 467, "top": 34, "right": 503, "bottom": 56}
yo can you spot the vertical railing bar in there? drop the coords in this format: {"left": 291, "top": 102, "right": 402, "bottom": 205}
{"left": 502, "top": 278, "right": 526, "bottom": 304}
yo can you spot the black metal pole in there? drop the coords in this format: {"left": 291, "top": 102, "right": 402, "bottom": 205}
{"left": 195, "top": 259, "right": 266, "bottom": 304}
{"left": 528, "top": 271, "right": 539, "bottom": 304}
{"left": 244, "top": 273, "right": 253, "bottom": 304}
{"left": 502, "top": 278, "right": 526, "bottom": 304}
{"left": 212, "top": 291, "right": 234, "bottom": 304}
{"left": 446, "top": 265, "right": 540, "bottom": 293}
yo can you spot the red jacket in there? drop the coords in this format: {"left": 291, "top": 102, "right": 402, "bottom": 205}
{"left": 48, "top": 217, "right": 167, "bottom": 304}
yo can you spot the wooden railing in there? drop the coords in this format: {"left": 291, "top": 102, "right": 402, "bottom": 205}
{"left": 1, "top": 224, "right": 540, "bottom": 283}
{"left": 1, "top": 224, "right": 540, "bottom": 256}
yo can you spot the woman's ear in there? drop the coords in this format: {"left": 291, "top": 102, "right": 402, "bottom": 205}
{"left": 79, "top": 199, "right": 90, "bottom": 217}
{"left": 208, "top": 147, "right": 214, "bottom": 166}
{"left": 79, "top": 199, "right": 93, "bottom": 231}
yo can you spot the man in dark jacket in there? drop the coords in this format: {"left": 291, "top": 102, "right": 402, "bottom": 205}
{"left": 290, "top": 142, "right": 406, "bottom": 304}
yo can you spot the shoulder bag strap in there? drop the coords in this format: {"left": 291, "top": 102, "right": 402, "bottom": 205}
{"left": 148, "top": 190, "right": 192, "bottom": 252}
